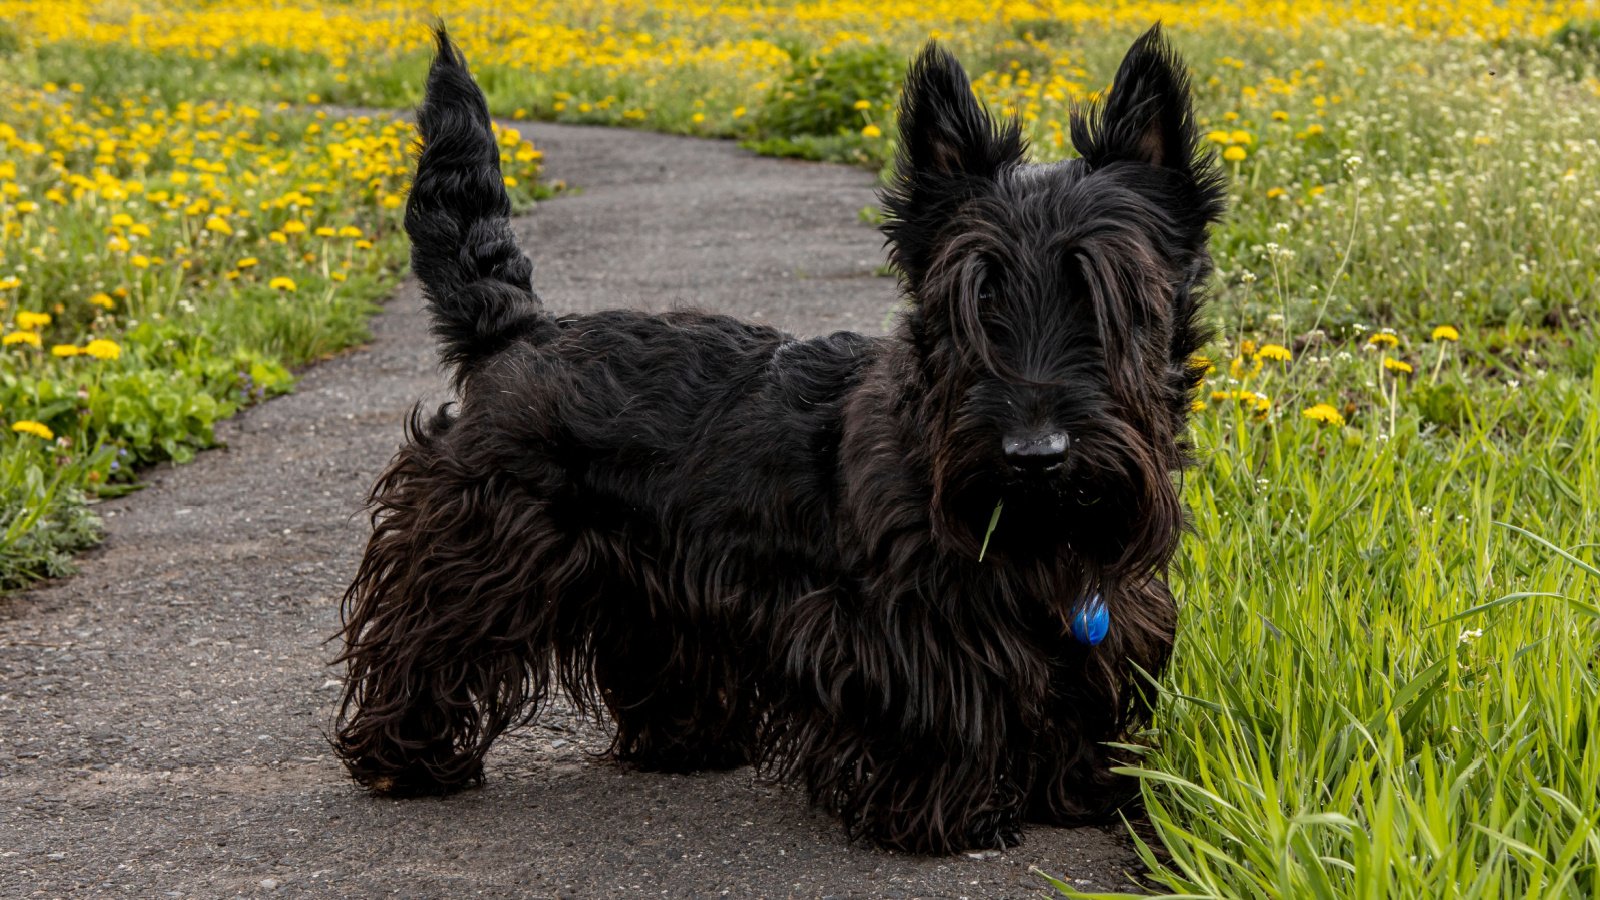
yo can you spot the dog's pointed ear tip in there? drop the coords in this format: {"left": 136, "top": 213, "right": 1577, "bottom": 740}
{"left": 907, "top": 41, "right": 968, "bottom": 87}
{"left": 1120, "top": 24, "right": 1188, "bottom": 79}
{"left": 1133, "top": 22, "right": 1168, "bottom": 46}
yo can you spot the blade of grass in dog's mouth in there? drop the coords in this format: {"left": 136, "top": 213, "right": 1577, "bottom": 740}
{"left": 979, "top": 501, "right": 1003, "bottom": 562}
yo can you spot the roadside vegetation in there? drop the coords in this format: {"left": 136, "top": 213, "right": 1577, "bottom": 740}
{"left": 0, "top": 70, "right": 547, "bottom": 587}
{"left": 3, "top": 3, "right": 1598, "bottom": 896}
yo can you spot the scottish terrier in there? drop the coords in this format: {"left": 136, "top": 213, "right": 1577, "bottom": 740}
{"left": 335, "top": 25, "right": 1224, "bottom": 854}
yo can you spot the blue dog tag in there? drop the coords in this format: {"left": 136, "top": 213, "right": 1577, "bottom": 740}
{"left": 1070, "top": 594, "right": 1109, "bottom": 646}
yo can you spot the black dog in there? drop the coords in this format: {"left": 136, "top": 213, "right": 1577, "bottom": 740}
{"left": 335, "top": 25, "right": 1223, "bottom": 854}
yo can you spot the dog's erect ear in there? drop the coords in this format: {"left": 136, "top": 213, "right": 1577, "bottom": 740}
{"left": 1071, "top": 25, "right": 1204, "bottom": 175}
{"left": 882, "top": 43, "right": 1024, "bottom": 287}
{"left": 895, "top": 43, "right": 1023, "bottom": 181}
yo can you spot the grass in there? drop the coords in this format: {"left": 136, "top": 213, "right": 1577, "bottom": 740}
{"left": 3, "top": 2, "right": 1600, "bottom": 896}
{"left": 1072, "top": 362, "right": 1600, "bottom": 897}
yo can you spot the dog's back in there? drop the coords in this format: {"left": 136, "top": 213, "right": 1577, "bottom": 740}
{"left": 405, "top": 27, "right": 882, "bottom": 545}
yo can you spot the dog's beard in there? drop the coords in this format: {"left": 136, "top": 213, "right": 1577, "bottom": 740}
{"left": 932, "top": 416, "right": 1177, "bottom": 574}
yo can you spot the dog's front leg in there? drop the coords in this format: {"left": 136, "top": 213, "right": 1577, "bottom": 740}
{"left": 774, "top": 596, "right": 1028, "bottom": 854}
{"left": 838, "top": 746, "right": 1027, "bottom": 854}
{"left": 1027, "top": 577, "right": 1177, "bottom": 824}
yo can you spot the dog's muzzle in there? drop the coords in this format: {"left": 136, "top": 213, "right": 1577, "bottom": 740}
{"left": 1001, "top": 430, "right": 1069, "bottom": 473}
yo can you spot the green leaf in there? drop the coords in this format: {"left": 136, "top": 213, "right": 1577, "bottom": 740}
{"left": 978, "top": 500, "right": 1002, "bottom": 562}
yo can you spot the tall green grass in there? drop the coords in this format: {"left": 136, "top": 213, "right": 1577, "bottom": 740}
{"left": 1033, "top": 363, "right": 1600, "bottom": 898}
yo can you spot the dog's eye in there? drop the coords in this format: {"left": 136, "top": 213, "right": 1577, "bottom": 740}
{"left": 977, "top": 284, "right": 995, "bottom": 303}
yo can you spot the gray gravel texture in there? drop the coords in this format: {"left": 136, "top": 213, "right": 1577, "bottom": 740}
{"left": 0, "top": 121, "right": 1144, "bottom": 898}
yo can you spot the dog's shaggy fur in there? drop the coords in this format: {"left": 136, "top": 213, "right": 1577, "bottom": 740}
{"left": 334, "top": 26, "right": 1224, "bottom": 854}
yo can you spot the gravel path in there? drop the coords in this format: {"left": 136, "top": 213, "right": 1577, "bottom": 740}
{"left": 0, "top": 121, "right": 1141, "bottom": 898}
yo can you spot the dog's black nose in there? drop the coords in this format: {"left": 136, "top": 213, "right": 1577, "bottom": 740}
{"left": 1002, "top": 431, "right": 1069, "bottom": 472}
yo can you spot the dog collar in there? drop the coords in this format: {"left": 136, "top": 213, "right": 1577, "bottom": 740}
{"left": 1070, "top": 593, "right": 1109, "bottom": 646}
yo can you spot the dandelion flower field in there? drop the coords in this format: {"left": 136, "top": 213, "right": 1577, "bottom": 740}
{"left": 4, "top": 3, "right": 1600, "bottom": 897}
{"left": 0, "top": 74, "right": 546, "bottom": 583}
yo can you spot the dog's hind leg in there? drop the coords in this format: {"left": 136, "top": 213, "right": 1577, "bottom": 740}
{"left": 333, "top": 414, "right": 558, "bottom": 795}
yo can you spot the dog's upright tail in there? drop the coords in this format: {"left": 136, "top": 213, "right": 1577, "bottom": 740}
{"left": 407, "top": 27, "right": 551, "bottom": 375}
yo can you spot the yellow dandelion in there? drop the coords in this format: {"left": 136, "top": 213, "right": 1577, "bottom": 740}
{"left": 1214, "top": 390, "right": 1270, "bottom": 413}
{"left": 1367, "top": 332, "right": 1400, "bottom": 348}
{"left": 1223, "top": 146, "right": 1247, "bottom": 162}
{"left": 11, "top": 420, "right": 54, "bottom": 440}
{"left": 1229, "top": 355, "right": 1263, "bottom": 380}
{"left": 110, "top": 213, "right": 135, "bottom": 228}
{"left": 314, "top": 226, "right": 336, "bottom": 237}
{"left": 1256, "top": 343, "right": 1292, "bottom": 363}
{"left": 16, "top": 200, "right": 39, "bottom": 214}
{"left": 83, "top": 338, "right": 121, "bottom": 360}
{"left": 88, "top": 292, "right": 115, "bottom": 310}
{"left": 354, "top": 239, "right": 373, "bottom": 250}
{"left": 1302, "top": 403, "right": 1345, "bottom": 427}
{"left": 853, "top": 99, "right": 873, "bottom": 110}
{"left": 379, "top": 195, "right": 402, "bottom": 209}
{"left": 16, "top": 311, "right": 51, "bottom": 330}
{"left": 131, "top": 254, "right": 151, "bottom": 269}
{"left": 236, "top": 257, "right": 259, "bottom": 269}
{"left": 1383, "top": 358, "right": 1414, "bottom": 375}
{"left": 337, "top": 226, "right": 363, "bottom": 238}
{"left": 3, "top": 331, "right": 43, "bottom": 348}
{"left": 205, "top": 216, "right": 233, "bottom": 235}
{"left": 281, "top": 220, "right": 308, "bottom": 234}
{"left": 1431, "top": 325, "right": 1460, "bottom": 342}
{"left": 51, "top": 344, "right": 80, "bottom": 357}
{"left": 861, "top": 124, "right": 882, "bottom": 139}
{"left": 269, "top": 276, "right": 297, "bottom": 292}
{"left": 268, "top": 231, "right": 287, "bottom": 244}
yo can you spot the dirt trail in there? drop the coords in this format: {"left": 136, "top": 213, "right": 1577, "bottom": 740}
{"left": 0, "top": 121, "right": 1140, "bottom": 898}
